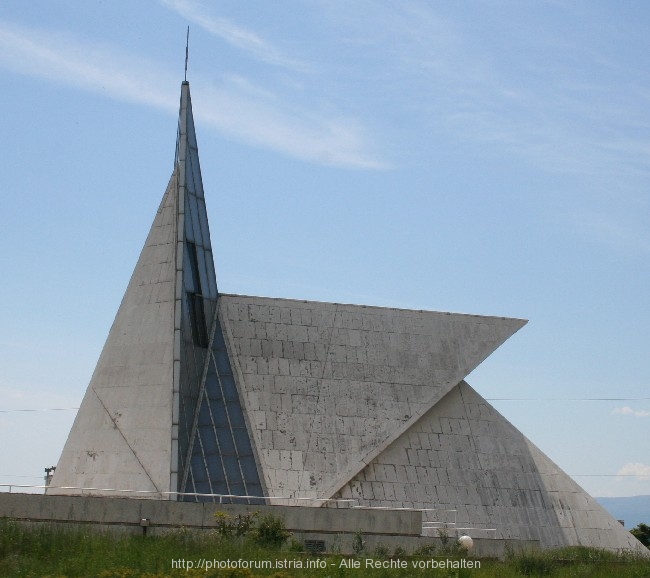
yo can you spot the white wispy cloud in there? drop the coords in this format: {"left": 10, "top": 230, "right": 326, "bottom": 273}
{"left": 617, "top": 462, "right": 650, "bottom": 480}
{"left": 193, "top": 84, "right": 384, "bottom": 168}
{"left": 612, "top": 406, "right": 650, "bottom": 418}
{"left": 160, "top": 0, "right": 307, "bottom": 71}
{"left": 319, "top": 1, "right": 650, "bottom": 181}
{"left": 0, "top": 21, "right": 176, "bottom": 111}
{"left": 0, "top": 20, "right": 383, "bottom": 168}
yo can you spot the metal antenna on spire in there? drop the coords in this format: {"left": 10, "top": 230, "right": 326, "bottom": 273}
{"left": 184, "top": 26, "right": 190, "bottom": 82}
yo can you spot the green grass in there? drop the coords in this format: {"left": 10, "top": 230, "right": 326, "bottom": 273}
{"left": 1, "top": 519, "right": 649, "bottom": 578}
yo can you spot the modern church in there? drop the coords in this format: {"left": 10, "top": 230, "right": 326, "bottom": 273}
{"left": 49, "top": 81, "right": 643, "bottom": 552}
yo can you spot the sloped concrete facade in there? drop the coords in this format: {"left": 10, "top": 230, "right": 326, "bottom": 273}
{"left": 333, "top": 382, "right": 641, "bottom": 550}
{"left": 217, "top": 295, "right": 525, "bottom": 501}
{"left": 48, "top": 80, "right": 646, "bottom": 554}
{"left": 50, "top": 172, "right": 179, "bottom": 495}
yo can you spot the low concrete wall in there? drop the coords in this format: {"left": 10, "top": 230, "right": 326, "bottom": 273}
{"left": 0, "top": 493, "right": 420, "bottom": 537}
{"left": 0, "top": 492, "right": 536, "bottom": 557}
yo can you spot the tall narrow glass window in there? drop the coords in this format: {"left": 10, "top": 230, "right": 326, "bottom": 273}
{"left": 185, "top": 241, "right": 208, "bottom": 348}
{"left": 187, "top": 293, "right": 208, "bottom": 348}
{"left": 183, "top": 319, "right": 264, "bottom": 503}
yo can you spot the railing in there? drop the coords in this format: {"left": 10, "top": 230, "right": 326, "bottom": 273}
{"left": 1, "top": 484, "right": 494, "bottom": 536}
{"left": 0, "top": 484, "right": 356, "bottom": 507}
{"left": 422, "top": 522, "right": 497, "bottom": 535}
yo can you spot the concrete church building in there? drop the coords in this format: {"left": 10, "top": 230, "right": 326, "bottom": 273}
{"left": 50, "top": 81, "right": 642, "bottom": 552}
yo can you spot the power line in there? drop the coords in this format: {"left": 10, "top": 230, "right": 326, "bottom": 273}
{"left": 487, "top": 397, "right": 650, "bottom": 401}
{"left": 0, "top": 473, "right": 646, "bottom": 480}
{"left": 2, "top": 398, "right": 649, "bottom": 413}
{"left": 0, "top": 407, "right": 79, "bottom": 413}
{"left": 573, "top": 470, "right": 650, "bottom": 476}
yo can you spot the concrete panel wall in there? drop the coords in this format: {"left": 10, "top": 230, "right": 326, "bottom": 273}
{"left": 334, "top": 381, "right": 645, "bottom": 554}
{"left": 0, "top": 492, "right": 537, "bottom": 557}
{"left": 0, "top": 493, "right": 419, "bottom": 536}
{"left": 219, "top": 294, "right": 525, "bottom": 500}
{"left": 49, "top": 173, "right": 179, "bottom": 497}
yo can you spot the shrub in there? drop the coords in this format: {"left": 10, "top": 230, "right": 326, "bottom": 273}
{"left": 352, "top": 530, "right": 365, "bottom": 555}
{"left": 631, "top": 523, "right": 650, "bottom": 548}
{"left": 372, "top": 543, "right": 390, "bottom": 558}
{"left": 413, "top": 542, "right": 437, "bottom": 556}
{"left": 251, "top": 513, "right": 292, "bottom": 548}
{"left": 436, "top": 528, "right": 463, "bottom": 557}
{"left": 515, "top": 552, "right": 556, "bottom": 576}
{"left": 213, "top": 511, "right": 258, "bottom": 539}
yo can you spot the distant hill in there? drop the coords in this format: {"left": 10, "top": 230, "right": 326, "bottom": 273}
{"left": 596, "top": 495, "right": 650, "bottom": 530}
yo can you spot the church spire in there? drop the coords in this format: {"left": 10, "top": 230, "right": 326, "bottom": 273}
{"left": 49, "top": 78, "right": 230, "bottom": 499}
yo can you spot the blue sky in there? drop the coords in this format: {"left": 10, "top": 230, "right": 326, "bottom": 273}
{"left": 0, "top": 0, "right": 649, "bottom": 499}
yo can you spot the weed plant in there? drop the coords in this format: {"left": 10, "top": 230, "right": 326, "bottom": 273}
{"left": 1, "top": 518, "right": 649, "bottom": 577}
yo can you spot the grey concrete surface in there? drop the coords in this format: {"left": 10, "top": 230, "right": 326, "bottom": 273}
{"left": 0, "top": 492, "right": 535, "bottom": 557}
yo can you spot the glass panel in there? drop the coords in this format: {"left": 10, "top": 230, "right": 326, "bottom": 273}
{"left": 210, "top": 479, "right": 229, "bottom": 496}
{"left": 190, "top": 451, "right": 208, "bottom": 484}
{"left": 205, "top": 250, "right": 218, "bottom": 297}
{"left": 227, "top": 405, "right": 245, "bottom": 428}
{"left": 247, "top": 488, "right": 265, "bottom": 504}
{"left": 205, "top": 458, "right": 226, "bottom": 483}
{"left": 229, "top": 483, "right": 246, "bottom": 498}
{"left": 180, "top": 296, "right": 192, "bottom": 337}
{"left": 222, "top": 455, "right": 243, "bottom": 486}
{"left": 199, "top": 424, "right": 218, "bottom": 456}
{"left": 183, "top": 340, "right": 200, "bottom": 394}
{"left": 206, "top": 382, "right": 223, "bottom": 403}
{"left": 187, "top": 108, "right": 198, "bottom": 149}
{"left": 215, "top": 349, "right": 232, "bottom": 376}
{"left": 183, "top": 194, "right": 195, "bottom": 243}
{"left": 215, "top": 427, "right": 235, "bottom": 455}
{"left": 203, "top": 300, "right": 216, "bottom": 337}
{"left": 213, "top": 324, "right": 226, "bottom": 348}
{"left": 183, "top": 248, "right": 194, "bottom": 292}
{"left": 185, "top": 469, "right": 195, "bottom": 493}
{"left": 197, "top": 398, "right": 212, "bottom": 427}
{"left": 188, "top": 193, "right": 203, "bottom": 247}
{"left": 186, "top": 242, "right": 202, "bottom": 294}
{"left": 197, "top": 246, "right": 212, "bottom": 300}
{"left": 181, "top": 344, "right": 206, "bottom": 432}
{"left": 206, "top": 355, "right": 218, "bottom": 375}
{"left": 198, "top": 198, "right": 210, "bottom": 249}
{"left": 246, "top": 484, "right": 263, "bottom": 496}
{"left": 232, "top": 429, "right": 253, "bottom": 456}
{"left": 185, "top": 152, "right": 196, "bottom": 196}
{"left": 210, "top": 399, "right": 228, "bottom": 426}
{"left": 183, "top": 468, "right": 197, "bottom": 501}
{"left": 191, "top": 151, "right": 204, "bottom": 199}
{"left": 178, "top": 321, "right": 210, "bottom": 488}
{"left": 239, "top": 456, "right": 258, "bottom": 480}
{"left": 187, "top": 293, "right": 209, "bottom": 348}
{"left": 221, "top": 376, "right": 238, "bottom": 401}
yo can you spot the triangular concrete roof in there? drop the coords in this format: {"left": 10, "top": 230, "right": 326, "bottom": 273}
{"left": 51, "top": 172, "right": 179, "bottom": 495}
{"left": 217, "top": 294, "right": 526, "bottom": 500}
{"left": 334, "top": 381, "right": 646, "bottom": 553}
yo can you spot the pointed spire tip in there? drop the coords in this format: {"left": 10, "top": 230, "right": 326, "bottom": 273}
{"left": 184, "top": 26, "right": 190, "bottom": 83}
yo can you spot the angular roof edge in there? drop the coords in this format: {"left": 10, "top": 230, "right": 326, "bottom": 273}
{"left": 218, "top": 293, "right": 528, "bottom": 325}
